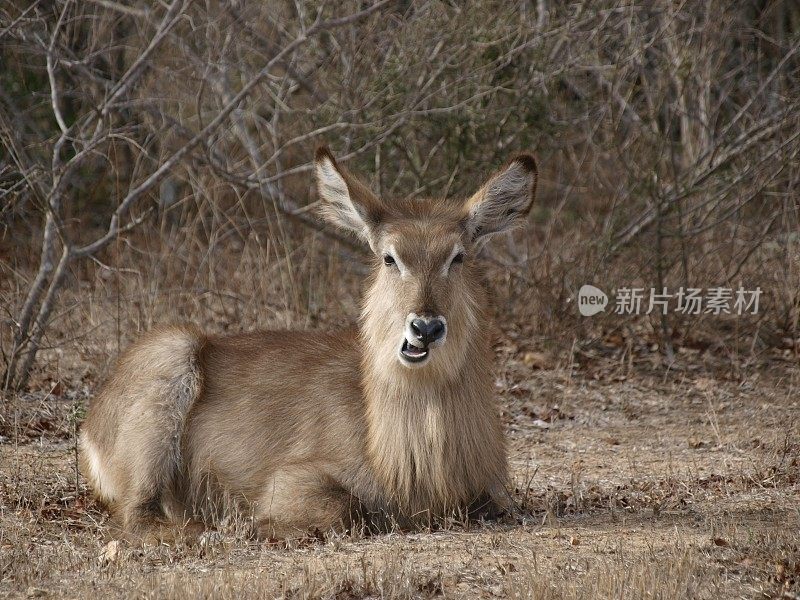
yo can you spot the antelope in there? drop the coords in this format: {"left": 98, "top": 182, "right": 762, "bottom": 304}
{"left": 79, "top": 146, "right": 537, "bottom": 540}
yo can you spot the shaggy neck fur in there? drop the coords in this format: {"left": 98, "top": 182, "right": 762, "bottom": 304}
{"left": 358, "top": 276, "right": 507, "bottom": 516}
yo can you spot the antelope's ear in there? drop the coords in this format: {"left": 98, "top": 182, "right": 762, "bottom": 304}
{"left": 463, "top": 154, "right": 537, "bottom": 244}
{"left": 315, "top": 146, "right": 382, "bottom": 246}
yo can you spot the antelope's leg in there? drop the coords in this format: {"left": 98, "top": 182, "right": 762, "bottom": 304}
{"left": 254, "top": 467, "right": 360, "bottom": 539}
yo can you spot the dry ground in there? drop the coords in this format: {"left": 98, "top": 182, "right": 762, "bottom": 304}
{"left": 1, "top": 344, "right": 798, "bottom": 599}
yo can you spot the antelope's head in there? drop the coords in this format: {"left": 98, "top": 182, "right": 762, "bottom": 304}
{"left": 315, "top": 147, "right": 537, "bottom": 378}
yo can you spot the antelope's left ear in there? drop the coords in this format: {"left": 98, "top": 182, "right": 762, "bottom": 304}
{"left": 315, "top": 146, "right": 383, "bottom": 247}
{"left": 463, "top": 154, "right": 537, "bottom": 243}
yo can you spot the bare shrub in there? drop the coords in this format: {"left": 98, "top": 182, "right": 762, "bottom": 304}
{"left": 1, "top": 0, "right": 798, "bottom": 391}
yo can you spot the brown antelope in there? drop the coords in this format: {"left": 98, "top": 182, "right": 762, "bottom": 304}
{"left": 79, "top": 146, "right": 537, "bottom": 540}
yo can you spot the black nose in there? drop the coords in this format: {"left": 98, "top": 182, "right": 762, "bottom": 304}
{"left": 410, "top": 317, "right": 446, "bottom": 345}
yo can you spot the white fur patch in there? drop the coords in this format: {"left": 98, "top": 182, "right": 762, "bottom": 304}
{"left": 441, "top": 243, "right": 465, "bottom": 277}
{"left": 387, "top": 244, "right": 409, "bottom": 278}
{"left": 79, "top": 432, "right": 117, "bottom": 502}
{"left": 316, "top": 157, "right": 370, "bottom": 241}
{"left": 316, "top": 158, "right": 350, "bottom": 208}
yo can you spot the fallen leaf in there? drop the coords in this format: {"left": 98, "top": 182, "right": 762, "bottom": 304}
{"left": 99, "top": 539, "right": 120, "bottom": 564}
{"left": 523, "top": 351, "right": 553, "bottom": 370}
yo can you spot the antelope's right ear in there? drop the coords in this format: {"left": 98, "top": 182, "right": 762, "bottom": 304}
{"left": 315, "top": 146, "right": 382, "bottom": 246}
{"left": 463, "top": 154, "right": 537, "bottom": 246}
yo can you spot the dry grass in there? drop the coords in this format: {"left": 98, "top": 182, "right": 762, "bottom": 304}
{"left": 2, "top": 341, "right": 798, "bottom": 598}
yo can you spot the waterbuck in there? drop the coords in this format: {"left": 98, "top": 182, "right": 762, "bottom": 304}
{"left": 79, "top": 146, "right": 537, "bottom": 540}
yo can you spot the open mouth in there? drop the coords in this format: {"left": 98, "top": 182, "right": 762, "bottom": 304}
{"left": 400, "top": 339, "right": 429, "bottom": 363}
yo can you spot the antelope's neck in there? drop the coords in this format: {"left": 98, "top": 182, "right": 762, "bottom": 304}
{"left": 360, "top": 347, "right": 503, "bottom": 514}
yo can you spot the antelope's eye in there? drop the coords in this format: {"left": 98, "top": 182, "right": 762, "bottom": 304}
{"left": 383, "top": 254, "right": 396, "bottom": 267}
{"left": 451, "top": 252, "right": 465, "bottom": 266}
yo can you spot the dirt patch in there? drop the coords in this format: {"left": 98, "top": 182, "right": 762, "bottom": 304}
{"left": 1, "top": 360, "right": 798, "bottom": 598}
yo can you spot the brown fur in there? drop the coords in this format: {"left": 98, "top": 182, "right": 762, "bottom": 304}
{"left": 79, "top": 147, "right": 537, "bottom": 539}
